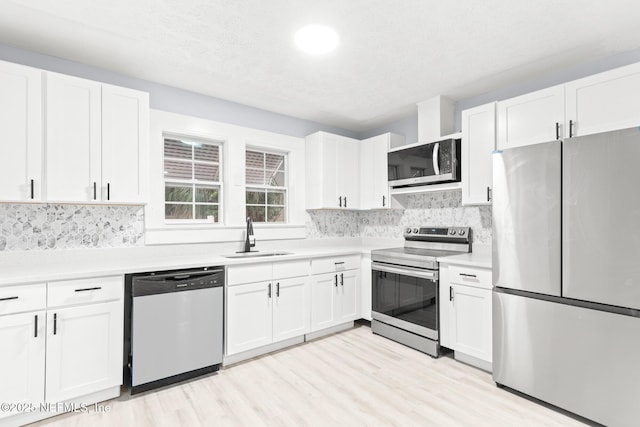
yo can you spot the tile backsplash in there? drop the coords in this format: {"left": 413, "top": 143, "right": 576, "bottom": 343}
{"left": 0, "top": 204, "right": 144, "bottom": 251}
{"left": 306, "top": 190, "right": 492, "bottom": 244}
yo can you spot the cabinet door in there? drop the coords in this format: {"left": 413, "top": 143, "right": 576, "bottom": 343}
{"left": 565, "top": 62, "right": 640, "bottom": 137}
{"left": 0, "top": 61, "right": 42, "bottom": 201}
{"left": 45, "top": 301, "right": 123, "bottom": 402}
{"left": 310, "top": 273, "right": 338, "bottom": 332}
{"left": 462, "top": 103, "right": 495, "bottom": 205}
{"left": 305, "top": 132, "right": 339, "bottom": 209}
{"left": 226, "top": 281, "right": 273, "bottom": 355}
{"left": 337, "top": 269, "right": 360, "bottom": 323}
{"left": 336, "top": 138, "right": 360, "bottom": 209}
{"left": 0, "top": 311, "right": 45, "bottom": 419}
{"left": 272, "top": 276, "right": 310, "bottom": 342}
{"left": 102, "top": 84, "right": 149, "bottom": 203}
{"left": 497, "top": 85, "right": 564, "bottom": 149}
{"left": 360, "top": 134, "right": 390, "bottom": 209}
{"left": 45, "top": 72, "right": 101, "bottom": 202}
{"left": 450, "top": 284, "right": 492, "bottom": 363}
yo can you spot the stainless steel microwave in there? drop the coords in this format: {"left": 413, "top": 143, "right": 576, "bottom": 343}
{"left": 387, "top": 138, "right": 461, "bottom": 188}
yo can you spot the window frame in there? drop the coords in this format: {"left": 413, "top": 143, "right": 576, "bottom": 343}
{"left": 245, "top": 146, "right": 289, "bottom": 224}
{"left": 163, "top": 133, "right": 224, "bottom": 225}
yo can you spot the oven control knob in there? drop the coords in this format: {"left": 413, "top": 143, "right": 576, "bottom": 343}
{"left": 449, "top": 229, "right": 455, "bottom": 235}
{"left": 458, "top": 229, "right": 466, "bottom": 236}
{"left": 413, "top": 228, "right": 419, "bottom": 234}
{"left": 406, "top": 228, "right": 412, "bottom": 234}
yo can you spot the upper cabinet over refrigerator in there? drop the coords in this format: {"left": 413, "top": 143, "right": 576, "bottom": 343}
{"left": 563, "top": 127, "right": 640, "bottom": 310}
{"left": 492, "top": 140, "right": 561, "bottom": 296}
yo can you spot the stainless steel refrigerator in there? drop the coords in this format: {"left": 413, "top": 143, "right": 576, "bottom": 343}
{"left": 492, "top": 127, "right": 640, "bottom": 427}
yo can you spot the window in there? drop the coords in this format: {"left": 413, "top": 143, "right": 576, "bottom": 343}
{"left": 245, "top": 149, "right": 287, "bottom": 223}
{"left": 164, "top": 136, "right": 222, "bottom": 222}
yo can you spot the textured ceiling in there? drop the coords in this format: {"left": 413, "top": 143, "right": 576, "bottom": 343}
{"left": 1, "top": 0, "right": 639, "bottom": 131}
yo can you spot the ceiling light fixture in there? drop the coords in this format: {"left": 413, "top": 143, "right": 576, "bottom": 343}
{"left": 294, "top": 25, "right": 339, "bottom": 55}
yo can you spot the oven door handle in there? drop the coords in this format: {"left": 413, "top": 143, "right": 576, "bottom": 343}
{"left": 371, "top": 262, "right": 438, "bottom": 280}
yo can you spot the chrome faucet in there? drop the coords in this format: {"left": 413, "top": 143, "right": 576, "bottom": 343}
{"left": 244, "top": 217, "right": 256, "bottom": 252}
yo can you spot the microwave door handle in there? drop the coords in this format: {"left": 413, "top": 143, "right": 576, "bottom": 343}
{"left": 432, "top": 142, "right": 440, "bottom": 175}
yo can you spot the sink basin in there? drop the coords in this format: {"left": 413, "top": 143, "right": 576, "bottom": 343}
{"left": 223, "top": 251, "right": 293, "bottom": 259}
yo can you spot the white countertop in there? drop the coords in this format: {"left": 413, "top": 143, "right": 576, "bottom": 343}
{"left": 0, "top": 238, "right": 402, "bottom": 286}
{"left": 437, "top": 245, "right": 492, "bottom": 269}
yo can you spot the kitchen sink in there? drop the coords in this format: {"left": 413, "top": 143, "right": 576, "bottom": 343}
{"left": 223, "top": 251, "right": 293, "bottom": 259}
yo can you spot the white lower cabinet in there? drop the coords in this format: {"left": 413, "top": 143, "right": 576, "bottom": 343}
{"left": 0, "top": 277, "right": 123, "bottom": 425}
{"left": 226, "top": 261, "right": 311, "bottom": 357}
{"left": 45, "top": 300, "right": 123, "bottom": 403}
{"left": 0, "top": 310, "right": 46, "bottom": 420}
{"left": 310, "top": 268, "right": 360, "bottom": 332}
{"left": 440, "top": 263, "right": 492, "bottom": 371}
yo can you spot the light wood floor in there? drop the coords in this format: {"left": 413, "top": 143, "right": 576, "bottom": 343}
{"left": 31, "top": 325, "right": 589, "bottom": 427}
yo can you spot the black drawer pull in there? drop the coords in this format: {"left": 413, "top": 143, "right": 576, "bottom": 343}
{"left": 74, "top": 287, "right": 102, "bottom": 292}
{"left": 0, "top": 296, "right": 19, "bottom": 301}
{"left": 460, "top": 273, "right": 477, "bottom": 278}
{"left": 334, "top": 261, "right": 345, "bottom": 265}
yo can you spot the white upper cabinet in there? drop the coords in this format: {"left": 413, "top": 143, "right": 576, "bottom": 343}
{"left": 46, "top": 73, "right": 149, "bottom": 203}
{"left": 360, "top": 133, "right": 403, "bottom": 209}
{"left": 565, "top": 62, "right": 640, "bottom": 137}
{"left": 461, "top": 103, "right": 495, "bottom": 205}
{"left": 305, "top": 132, "right": 360, "bottom": 209}
{"left": 45, "top": 72, "right": 102, "bottom": 202}
{"left": 497, "top": 85, "right": 564, "bottom": 150}
{"left": 102, "top": 84, "right": 149, "bottom": 203}
{"left": 0, "top": 59, "right": 149, "bottom": 204}
{"left": 0, "top": 60, "right": 42, "bottom": 201}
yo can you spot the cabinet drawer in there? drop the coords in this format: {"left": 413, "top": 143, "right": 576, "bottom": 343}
{"left": 48, "top": 276, "right": 123, "bottom": 308}
{"left": 227, "top": 263, "right": 273, "bottom": 286}
{"left": 273, "top": 260, "right": 310, "bottom": 280}
{"left": 0, "top": 283, "right": 46, "bottom": 315}
{"left": 311, "top": 255, "right": 360, "bottom": 275}
{"left": 449, "top": 265, "right": 492, "bottom": 290}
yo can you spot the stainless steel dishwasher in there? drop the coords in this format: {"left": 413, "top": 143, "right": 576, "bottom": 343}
{"left": 124, "top": 266, "right": 224, "bottom": 394}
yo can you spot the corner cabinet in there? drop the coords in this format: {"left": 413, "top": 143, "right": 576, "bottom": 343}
{"left": 440, "top": 263, "right": 492, "bottom": 372}
{"left": 461, "top": 103, "right": 495, "bottom": 205}
{"left": 0, "top": 60, "right": 43, "bottom": 201}
{"left": 45, "top": 73, "right": 149, "bottom": 203}
{"left": 305, "top": 132, "right": 360, "bottom": 209}
{"left": 360, "top": 133, "right": 404, "bottom": 209}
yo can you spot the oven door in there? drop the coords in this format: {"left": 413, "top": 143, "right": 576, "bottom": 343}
{"left": 371, "top": 262, "right": 439, "bottom": 340}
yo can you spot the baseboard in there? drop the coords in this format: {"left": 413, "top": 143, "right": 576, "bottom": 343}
{"left": 223, "top": 336, "right": 305, "bottom": 366}
{"left": 454, "top": 352, "right": 492, "bottom": 373}
{"left": 305, "top": 321, "right": 354, "bottom": 341}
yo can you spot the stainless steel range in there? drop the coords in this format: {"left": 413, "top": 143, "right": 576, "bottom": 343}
{"left": 371, "top": 226, "right": 472, "bottom": 357}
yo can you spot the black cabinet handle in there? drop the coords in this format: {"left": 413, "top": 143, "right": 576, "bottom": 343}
{"left": 449, "top": 286, "right": 454, "bottom": 301}
{"left": 486, "top": 186, "right": 491, "bottom": 202}
{"left": 334, "top": 261, "right": 345, "bottom": 265}
{"left": 74, "top": 287, "right": 102, "bottom": 292}
{"left": 107, "top": 183, "right": 110, "bottom": 201}
{"left": 460, "top": 273, "right": 477, "bottom": 278}
{"left": 0, "top": 296, "right": 19, "bottom": 301}
{"left": 338, "top": 196, "right": 342, "bottom": 207}
{"left": 344, "top": 197, "right": 347, "bottom": 208}
{"left": 30, "top": 179, "right": 34, "bottom": 199}
{"left": 555, "top": 122, "right": 560, "bottom": 140}
{"left": 276, "top": 282, "right": 280, "bottom": 297}
{"left": 268, "top": 283, "right": 272, "bottom": 298}
{"left": 334, "top": 274, "right": 338, "bottom": 287}
{"left": 382, "top": 195, "right": 386, "bottom": 207}
{"left": 569, "top": 120, "right": 574, "bottom": 138}
{"left": 53, "top": 313, "right": 57, "bottom": 335}
{"left": 93, "top": 182, "right": 97, "bottom": 200}
{"left": 34, "top": 314, "right": 38, "bottom": 338}
{"left": 340, "top": 273, "right": 344, "bottom": 287}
